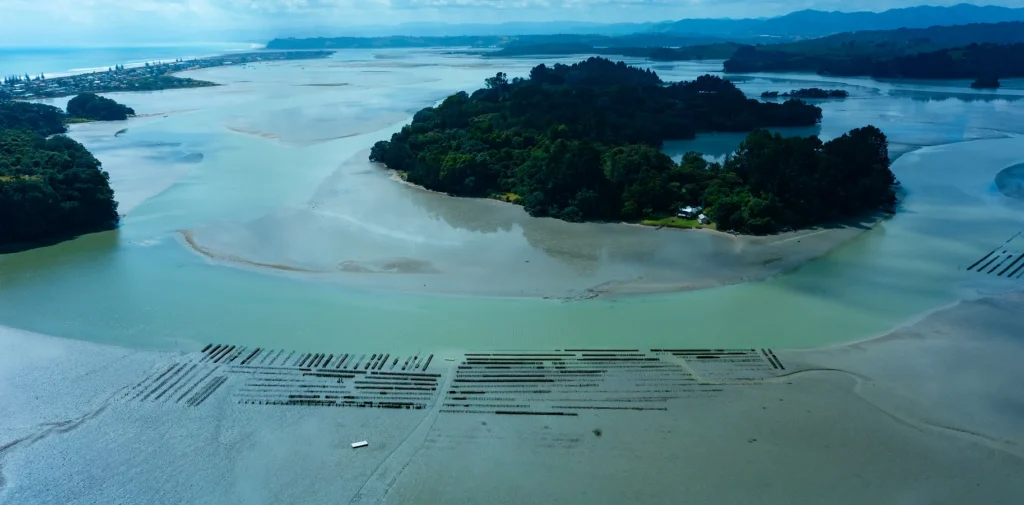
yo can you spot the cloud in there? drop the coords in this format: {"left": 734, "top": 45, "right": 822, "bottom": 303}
{"left": 1, "top": 0, "right": 1022, "bottom": 45}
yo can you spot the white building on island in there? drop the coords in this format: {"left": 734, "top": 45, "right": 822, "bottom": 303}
{"left": 677, "top": 206, "right": 703, "bottom": 219}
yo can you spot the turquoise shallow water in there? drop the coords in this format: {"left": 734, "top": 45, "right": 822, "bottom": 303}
{"left": 1, "top": 50, "right": 1023, "bottom": 353}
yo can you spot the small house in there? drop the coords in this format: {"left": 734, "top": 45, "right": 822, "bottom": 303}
{"left": 698, "top": 214, "right": 710, "bottom": 225}
{"left": 677, "top": 206, "right": 703, "bottom": 219}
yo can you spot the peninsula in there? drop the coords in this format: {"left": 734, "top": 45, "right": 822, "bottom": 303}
{"left": 370, "top": 57, "right": 895, "bottom": 234}
{"left": 0, "top": 51, "right": 334, "bottom": 100}
{"left": 0, "top": 102, "right": 118, "bottom": 249}
{"left": 723, "top": 23, "right": 1024, "bottom": 78}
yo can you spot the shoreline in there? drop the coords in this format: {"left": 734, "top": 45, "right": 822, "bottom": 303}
{"left": 176, "top": 155, "right": 888, "bottom": 299}
{"left": 386, "top": 163, "right": 894, "bottom": 241}
{"left": 4, "top": 50, "right": 334, "bottom": 100}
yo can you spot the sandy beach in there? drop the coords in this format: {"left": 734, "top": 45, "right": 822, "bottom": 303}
{"left": 2, "top": 290, "right": 1022, "bottom": 504}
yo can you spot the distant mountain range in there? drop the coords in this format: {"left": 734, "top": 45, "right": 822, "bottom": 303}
{"left": 278, "top": 4, "right": 1024, "bottom": 41}
{"left": 653, "top": 4, "right": 1024, "bottom": 38}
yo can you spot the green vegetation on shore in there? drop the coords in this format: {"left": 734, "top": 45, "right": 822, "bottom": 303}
{"left": 971, "top": 77, "right": 1001, "bottom": 89}
{"left": 370, "top": 57, "right": 896, "bottom": 233}
{"left": 0, "top": 102, "right": 68, "bottom": 136}
{"left": 762, "top": 88, "right": 848, "bottom": 99}
{"left": 641, "top": 217, "right": 713, "bottom": 230}
{"left": 0, "top": 102, "right": 119, "bottom": 249}
{"left": 486, "top": 42, "right": 742, "bottom": 61}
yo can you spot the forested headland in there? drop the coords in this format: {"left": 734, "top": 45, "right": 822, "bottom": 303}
{"left": 0, "top": 102, "right": 119, "bottom": 249}
{"left": 0, "top": 101, "right": 68, "bottom": 136}
{"left": 370, "top": 57, "right": 895, "bottom": 234}
{"left": 723, "top": 22, "right": 1024, "bottom": 79}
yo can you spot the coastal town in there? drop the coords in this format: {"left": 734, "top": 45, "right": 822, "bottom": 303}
{"left": 0, "top": 50, "right": 334, "bottom": 100}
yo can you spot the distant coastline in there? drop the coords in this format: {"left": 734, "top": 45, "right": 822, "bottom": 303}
{"left": 1, "top": 50, "right": 334, "bottom": 100}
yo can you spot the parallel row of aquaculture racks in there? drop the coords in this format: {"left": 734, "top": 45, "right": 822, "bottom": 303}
{"left": 440, "top": 348, "right": 787, "bottom": 417}
{"left": 967, "top": 232, "right": 1024, "bottom": 280}
{"left": 123, "top": 344, "right": 440, "bottom": 410}
{"left": 122, "top": 345, "right": 789, "bottom": 415}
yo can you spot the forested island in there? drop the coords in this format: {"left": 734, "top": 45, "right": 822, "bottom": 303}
{"left": 67, "top": 93, "right": 136, "bottom": 121}
{"left": 762, "top": 88, "right": 848, "bottom": 99}
{"left": 0, "top": 101, "right": 120, "bottom": 249}
{"left": 370, "top": 58, "right": 895, "bottom": 233}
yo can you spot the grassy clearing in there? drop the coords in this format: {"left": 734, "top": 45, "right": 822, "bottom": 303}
{"left": 492, "top": 192, "right": 521, "bottom": 203}
{"left": 394, "top": 170, "right": 409, "bottom": 180}
{"left": 0, "top": 175, "right": 41, "bottom": 182}
{"left": 640, "top": 217, "right": 716, "bottom": 230}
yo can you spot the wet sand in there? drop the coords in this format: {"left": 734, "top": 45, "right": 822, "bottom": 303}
{"left": 180, "top": 152, "right": 883, "bottom": 299}
{"left": 996, "top": 163, "right": 1024, "bottom": 201}
{"left": 2, "top": 291, "right": 1022, "bottom": 504}
{"left": 64, "top": 119, "right": 198, "bottom": 216}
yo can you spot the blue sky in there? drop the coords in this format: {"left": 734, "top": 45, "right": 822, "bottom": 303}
{"left": 1, "top": 1, "right": 1022, "bottom": 46}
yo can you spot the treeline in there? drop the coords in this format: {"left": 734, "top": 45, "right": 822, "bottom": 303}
{"left": 971, "top": 77, "right": 1000, "bottom": 89}
{"left": 0, "top": 101, "right": 120, "bottom": 248}
{"left": 0, "top": 102, "right": 68, "bottom": 136}
{"left": 369, "top": 58, "right": 894, "bottom": 232}
{"left": 722, "top": 20, "right": 1024, "bottom": 80}
{"left": 728, "top": 42, "right": 1024, "bottom": 79}
{"left": 268, "top": 33, "right": 741, "bottom": 51}
{"left": 486, "top": 42, "right": 741, "bottom": 61}
{"left": 873, "top": 43, "right": 1024, "bottom": 79}
{"left": 762, "top": 88, "right": 848, "bottom": 99}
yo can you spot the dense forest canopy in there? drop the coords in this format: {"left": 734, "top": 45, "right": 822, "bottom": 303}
{"left": 707, "top": 127, "right": 894, "bottom": 233}
{"left": 370, "top": 57, "right": 895, "bottom": 233}
{"left": 0, "top": 102, "right": 67, "bottom": 136}
{"left": 723, "top": 21, "right": 1024, "bottom": 78}
{"left": 728, "top": 42, "right": 1024, "bottom": 79}
{"left": 67, "top": 93, "right": 136, "bottom": 121}
{"left": 0, "top": 105, "right": 119, "bottom": 248}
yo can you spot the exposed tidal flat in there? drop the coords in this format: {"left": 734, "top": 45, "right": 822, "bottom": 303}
{"left": 2, "top": 292, "right": 1023, "bottom": 504}
{"left": 0, "top": 50, "right": 1022, "bottom": 355}
{"left": 2, "top": 48, "right": 1024, "bottom": 505}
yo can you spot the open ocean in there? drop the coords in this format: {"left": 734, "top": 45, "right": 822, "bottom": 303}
{"left": 0, "top": 43, "right": 258, "bottom": 78}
